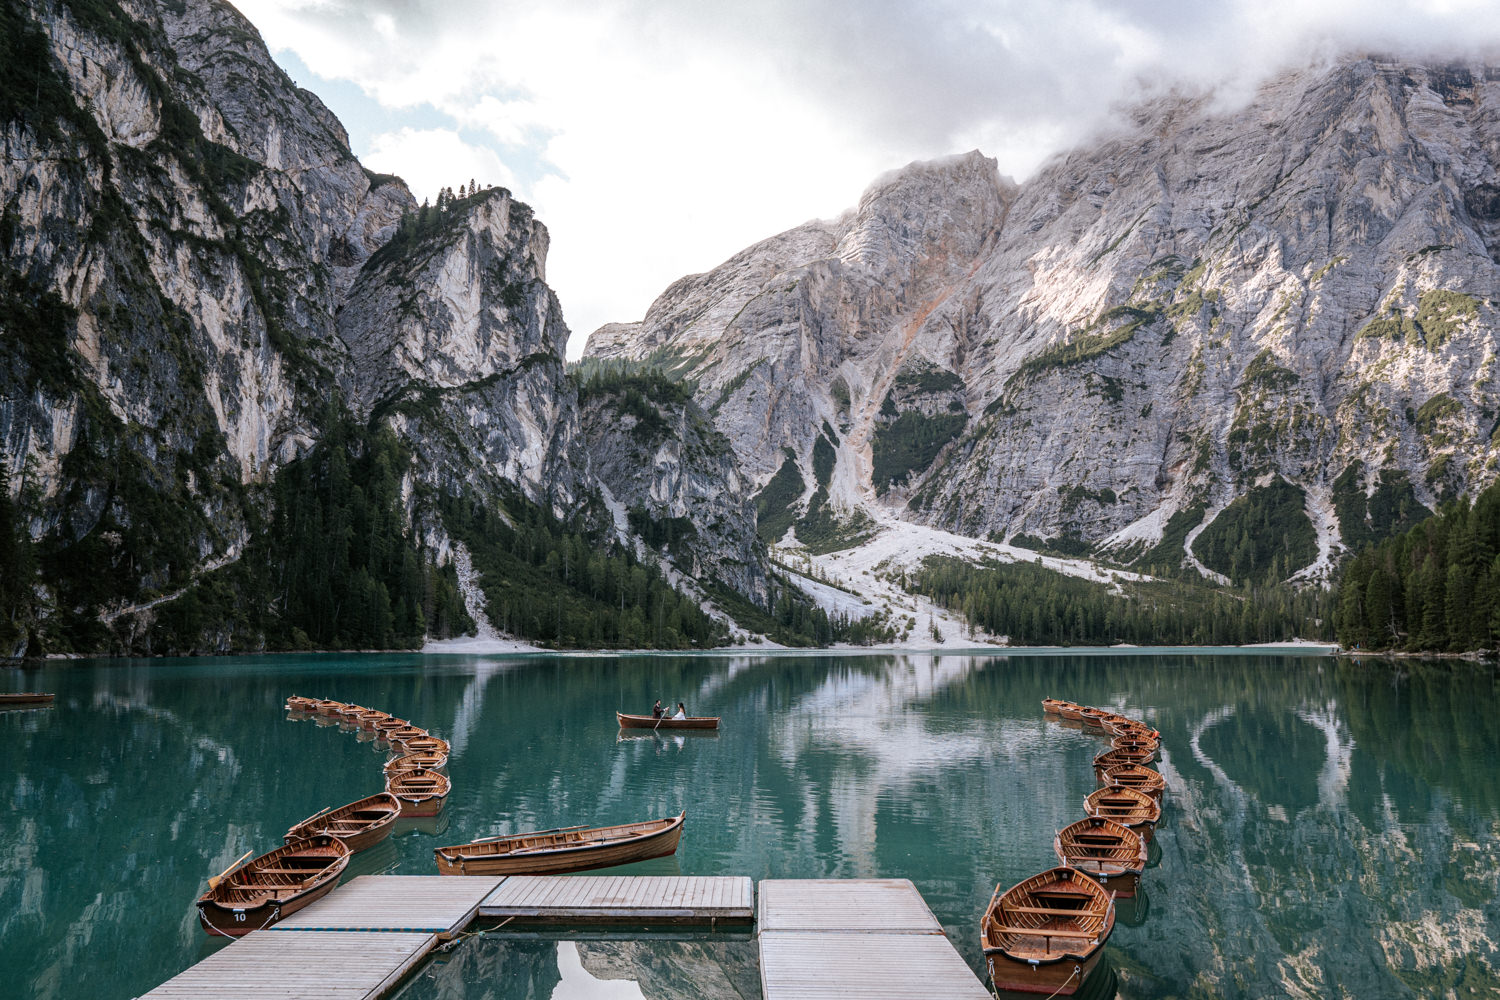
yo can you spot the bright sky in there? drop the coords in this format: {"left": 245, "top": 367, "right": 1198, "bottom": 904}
{"left": 234, "top": 1, "right": 1500, "bottom": 358}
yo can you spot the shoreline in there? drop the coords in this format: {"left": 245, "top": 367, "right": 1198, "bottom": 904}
{"left": 4, "top": 639, "right": 1359, "bottom": 665}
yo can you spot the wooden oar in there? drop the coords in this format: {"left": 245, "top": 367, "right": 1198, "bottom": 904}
{"left": 207, "top": 850, "right": 254, "bottom": 890}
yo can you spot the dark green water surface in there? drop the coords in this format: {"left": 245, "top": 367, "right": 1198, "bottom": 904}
{"left": 3, "top": 651, "right": 1498, "bottom": 999}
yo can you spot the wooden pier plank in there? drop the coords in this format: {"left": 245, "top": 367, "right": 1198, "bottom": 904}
{"left": 478, "top": 875, "right": 753, "bottom": 923}
{"left": 759, "top": 931, "right": 991, "bottom": 1000}
{"left": 269, "top": 875, "right": 504, "bottom": 933}
{"left": 757, "top": 878, "right": 943, "bottom": 933}
{"left": 139, "top": 930, "right": 434, "bottom": 999}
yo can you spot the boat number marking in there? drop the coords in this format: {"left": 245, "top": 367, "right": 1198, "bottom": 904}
{"left": 234, "top": 912, "right": 246, "bottom": 922}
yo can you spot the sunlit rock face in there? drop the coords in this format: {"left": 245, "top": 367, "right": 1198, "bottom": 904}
{"left": 587, "top": 60, "right": 1500, "bottom": 580}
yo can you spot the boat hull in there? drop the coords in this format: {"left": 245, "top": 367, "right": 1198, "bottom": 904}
{"left": 436, "top": 813, "right": 684, "bottom": 876}
{"left": 0, "top": 693, "right": 54, "bottom": 705}
{"left": 616, "top": 712, "right": 719, "bottom": 730}
{"left": 985, "top": 943, "right": 1107, "bottom": 997}
{"left": 197, "top": 870, "right": 341, "bottom": 937}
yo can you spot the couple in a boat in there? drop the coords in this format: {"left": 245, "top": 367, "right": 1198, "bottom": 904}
{"left": 652, "top": 699, "right": 687, "bottom": 720}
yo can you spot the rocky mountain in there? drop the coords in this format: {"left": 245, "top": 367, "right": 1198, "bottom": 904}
{"left": 0, "top": 0, "right": 773, "bottom": 656}
{"left": 587, "top": 58, "right": 1500, "bottom": 588}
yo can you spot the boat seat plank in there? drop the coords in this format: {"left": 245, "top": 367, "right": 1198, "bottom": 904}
{"left": 1001, "top": 905, "right": 1099, "bottom": 916}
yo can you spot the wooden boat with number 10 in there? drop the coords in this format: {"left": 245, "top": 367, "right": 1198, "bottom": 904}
{"left": 980, "top": 866, "right": 1115, "bottom": 996}
{"left": 195, "top": 835, "right": 349, "bottom": 937}
{"left": 435, "top": 812, "right": 686, "bottom": 876}
{"left": 616, "top": 712, "right": 719, "bottom": 730}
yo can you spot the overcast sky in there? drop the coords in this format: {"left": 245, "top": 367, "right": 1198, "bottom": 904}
{"left": 234, "top": 1, "right": 1500, "bottom": 357}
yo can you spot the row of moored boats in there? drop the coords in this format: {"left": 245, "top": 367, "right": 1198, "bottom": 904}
{"left": 195, "top": 695, "right": 688, "bottom": 936}
{"left": 194, "top": 696, "right": 453, "bottom": 936}
{"left": 978, "top": 700, "right": 1168, "bottom": 997}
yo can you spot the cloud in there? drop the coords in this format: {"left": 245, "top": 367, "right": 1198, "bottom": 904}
{"left": 234, "top": 0, "right": 1500, "bottom": 353}
{"left": 363, "top": 127, "right": 515, "bottom": 204}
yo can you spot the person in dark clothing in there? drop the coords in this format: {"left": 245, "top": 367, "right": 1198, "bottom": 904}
{"left": 652, "top": 700, "right": 663, "bottom": 719}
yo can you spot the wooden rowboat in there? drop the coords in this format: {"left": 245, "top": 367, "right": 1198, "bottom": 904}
{"left": 335, "top": 703, "right": 369, "bottom": 718}
{"left": 357, "top": 710, "right": 392, "bottom": 731}
{"left": 1056, "top": 703, "right": 1084, "bottom": 722}
{"left": 1054, "top": 816, "right": 1147, "bottom": 898}
{"left": 372, "top": 717, "right": 410, "bottom": 736}
{"left": 393, "top": 735, "right": 450, "bottom": 756}
{"left": 1092, "top": 745, "right": 1156, "bottom": 777}
{"left": 980, "top": 866, "right": 1115, "bottom": 997}
{"left": 311, "top": 699, "right": 347, "bottom": 716}
{"left": 284, "top": 695, "right": 318, "bottom": 713}
{"left": 196, "top": 835, "right": 349, "bottom": 937}
{"left": 1099, "top": 763, "right": 1167, "bottom": 801}
{"left": 1105, "top": 719, "right": 1159, "bottom": 740}
{"left": 0, "top": 692, "right": 54, "bottom": 706}
{"left": 1078, "top": 707, "right": 1110, "bottom": 728}
{"left": 1111, "top": 735, "right": 1160, "bottom": 761}
{"left": 435, "top": 812, "right": 685, "bottom": 876}
{"left": 284, "top": 793, "right": 401, "bottom": 854}
{"left": 383, "top": 726, "right": 428, "bottom": 747}
{"left": 616, "top": 711, "right": 719, "bottom": 730}
{"left": 385, "top": 751, "right": 449, "bottom": 775}
{"left": 1084, "top": 784, "right": 1160, "bottom": 843}
{"left": 1041, "top": 698, "right": 1071, "bottom": 715}
{"left": 386, "top": 768, "right": 450, "bottom": 816}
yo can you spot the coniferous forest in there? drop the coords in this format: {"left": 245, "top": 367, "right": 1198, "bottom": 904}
{"left": 911, "top": 556, "right": 1334, "bottom": 646}
{"left": 1334, "top": 479, "right": 1500, "bottom": 653}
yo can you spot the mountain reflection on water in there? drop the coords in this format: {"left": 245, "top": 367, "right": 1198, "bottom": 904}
{"left": 2, "top": 651, "right": 1498, "bottom": 1000}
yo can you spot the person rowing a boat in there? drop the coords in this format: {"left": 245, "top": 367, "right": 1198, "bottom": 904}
{"left": 652, "top": 700, "right": 664, "bottom": 719}
{"left": 672, "top": 702, "right": 687, "bottom": 720}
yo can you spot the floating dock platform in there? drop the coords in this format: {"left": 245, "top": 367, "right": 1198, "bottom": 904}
{"left": 757, "top": 879, "right": 990, "bottom": 1000}
{"left": 138, "top": 874, "right": 986, "bottom": 999}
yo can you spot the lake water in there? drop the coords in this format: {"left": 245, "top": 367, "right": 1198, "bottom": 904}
{"left": 2, "top": 650, "right": 1497, "bottom": 1000}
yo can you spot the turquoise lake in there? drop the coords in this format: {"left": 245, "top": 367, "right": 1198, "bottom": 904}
{"left": 2, "top": 650, "right": 1498, "bottom": 999}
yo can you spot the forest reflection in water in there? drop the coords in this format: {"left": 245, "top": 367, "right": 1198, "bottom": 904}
{"left": 2, "top": 650, "right": 1497, "bottom": 1000}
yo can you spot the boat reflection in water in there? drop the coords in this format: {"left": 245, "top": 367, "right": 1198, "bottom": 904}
{"left": 343, "top": 836, "right": 400, "bottom": 879}
{"left": 394, "top": 809, "right": 451, "bottom": 838}
{"left": 616, "top": 729, "right": 718, "bottom": 752}
{"left": 1112, "top": 883, "right": 1151, "bottom": 928}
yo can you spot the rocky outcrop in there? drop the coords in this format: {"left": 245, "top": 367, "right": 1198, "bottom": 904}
{"left": 576, "top": 374, "right": 769, "bottom": 604}
{"left": 0, "top": 0, "right": 779, "bottom": 654}
{"left": 586, "top": 60, "right": 1500, "bottom": 583}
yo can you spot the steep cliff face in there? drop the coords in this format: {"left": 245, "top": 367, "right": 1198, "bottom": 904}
{"left": 0, "top": 0, "right": 419, "bottom": 652}
{"left": 0, "top": 0, "right": 771, "bottom": 655}
{"left": 575, "top": 372, "right": 769, "bottom": 605}
{"left": 337, "top": 188, "right": 580, "bottom": 507}
{"left": 586, "top": 59, "right": 1500, "bottom": 584}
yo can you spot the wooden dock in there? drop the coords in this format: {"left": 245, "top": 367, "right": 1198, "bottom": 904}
{"left": 269, "top": 874, "right": 504, "bottom": 933}
{"left": 139, "top": 874, "right": 982, "bottom": 1000}
{"left": 138, "top": 930, "right": 435, "bottom": 999}
{"left": 479, "top": 874, "right": 753, "bottom": 924}
{"left": 757, "top": 879, "right": 991, "bottom": 1000}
